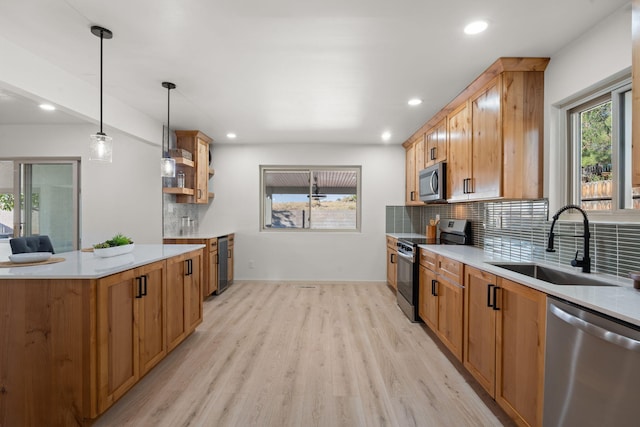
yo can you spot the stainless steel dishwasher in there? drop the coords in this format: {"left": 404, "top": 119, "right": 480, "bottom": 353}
{"left": 544, "top": 296, "right": 640, "bottom": 427}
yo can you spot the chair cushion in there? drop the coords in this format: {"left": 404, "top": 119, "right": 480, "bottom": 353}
{"left": 9, "top": 236, "right": 55, "bottom": 254}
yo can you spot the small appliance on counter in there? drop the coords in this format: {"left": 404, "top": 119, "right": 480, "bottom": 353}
{"left": 395, "top": 219, "right": 471, "bottom": 322}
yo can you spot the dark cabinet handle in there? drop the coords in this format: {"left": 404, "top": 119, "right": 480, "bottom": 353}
{"left": 228, "top": 249, "right": 231, "bottom": 259}
{"left": 431, "top": 279, "right": 438, "bottom": 296}
{"left": 198, "top": 189, "right": 202, "bottom": 199}
{"left": 492, "top": 286, "right": 500, "bottom": 311}
{"left": 430, "top": 147, "right": 436, "bottom": 160}
{"left": 185, "top": 259, "right": 193, "bottom": 276}
{"left": 135, "top": 277, "right": 142, "bottom": 299}
{"left": 487, "top": 284, "right": 495, "bottom": 307}
{"left": 215, "top": 253, "right": 219, "bottom": 265}
{"left": 390, "top": 253, "right": 396, "bottom": 264}
{"left": 142, "top": 275, "right": 148, "bottom": 297}
{"left": 410, "top": 191, "right": 415, "bottom": 201}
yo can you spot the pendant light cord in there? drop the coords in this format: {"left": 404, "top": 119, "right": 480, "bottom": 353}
{"left": 167, "top": 85, "right": 170, "bottom": 151}
{"left": 99, "top": 30, "right": 103, "bottom": 135}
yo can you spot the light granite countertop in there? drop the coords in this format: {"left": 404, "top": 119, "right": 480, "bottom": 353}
{"left": 416, "top": 243, "right": 640, "bottom": 327}
{"left": 0, "top": 244, "right": 204, "bottom": 280}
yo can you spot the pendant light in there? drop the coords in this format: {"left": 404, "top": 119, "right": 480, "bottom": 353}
{"left": 161, "top": 82, "right": 177, "bottom": 177}
{"left": 89, "top": 25, "right": 113, "bottom": 162}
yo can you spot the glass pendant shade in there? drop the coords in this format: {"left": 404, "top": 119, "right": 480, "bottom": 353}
{"left": 161, "top": 156, "right": 176, "bottom": 177}
{"left": 89, "top": 132, "right": 113, "bottom": 162}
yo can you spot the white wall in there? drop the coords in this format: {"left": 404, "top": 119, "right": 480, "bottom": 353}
{"left": 0, "top": 124, "right": 163, "bottom": 247}
{"left": 202, "top": 143, "right": 405, "bottom": 281}
{"left": 544, "top": 4, "right": 631, "bottom": 212}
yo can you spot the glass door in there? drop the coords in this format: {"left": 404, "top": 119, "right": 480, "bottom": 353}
{"left": 0, "top": 160, "right": 79, "bottom": 255}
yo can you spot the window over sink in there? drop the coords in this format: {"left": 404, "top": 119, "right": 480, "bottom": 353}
{"left": 559, "top": 72, "right": 638, "bottom": 219}
{"left": 259, "top": 166, "right": 361, "bottom": 232}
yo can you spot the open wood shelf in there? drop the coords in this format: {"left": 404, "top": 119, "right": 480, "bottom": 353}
{"left": 208, "top": 192, "right": 215, "bottom": 199}
{"left": 174, "top": 157, "right": 194, "bottom": 168}
{"left": 163, "top": 187, "right": 195, "bottom": 196}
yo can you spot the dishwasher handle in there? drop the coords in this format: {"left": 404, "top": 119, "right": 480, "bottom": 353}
{"left": 549, "top": 303, "right": 640, "bottom": 352}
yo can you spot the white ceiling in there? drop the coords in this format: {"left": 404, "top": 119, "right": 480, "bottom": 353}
{"left": 0, "top": 0, "right": 629, "bottom": 145}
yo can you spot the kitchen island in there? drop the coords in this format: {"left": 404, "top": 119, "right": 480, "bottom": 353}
{"left": 0, "top": 244, "right": 204, "bottom": 426}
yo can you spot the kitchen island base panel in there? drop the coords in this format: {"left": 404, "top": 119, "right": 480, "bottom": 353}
{"left": 0, "top": 279, "right": 97, "bottom": 425}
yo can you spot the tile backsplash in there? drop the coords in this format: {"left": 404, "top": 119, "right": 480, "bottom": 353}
{"left": 386, "top": 200, "right": 640, "bottom": 279}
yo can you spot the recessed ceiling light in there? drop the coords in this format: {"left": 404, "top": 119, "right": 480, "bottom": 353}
{"left": 381, "top": 131, "right": 391, "bottom": 142}
{"left": 226, "top": 133, "right": 237, "bottom": 139}
{"left": 408, "top": 98, "right": 423, "bottom": 106}
{"left": 464, "top": 20, "right": 488, "bottom": 35}
{"left": 39, "top": 103, "right": 56, "bottom": 111}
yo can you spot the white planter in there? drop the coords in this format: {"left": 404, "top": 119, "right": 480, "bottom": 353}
{"left": 93, "top": 243, "right": 135, "bottom": 258}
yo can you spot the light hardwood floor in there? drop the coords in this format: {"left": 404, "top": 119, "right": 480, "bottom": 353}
{"left": 95, "top": 282, "right": 513, "bottom": 427}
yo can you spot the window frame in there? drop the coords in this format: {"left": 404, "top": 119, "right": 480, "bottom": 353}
{"left": 259, "top": 165, "right": 362, "bottom": 232}
{"left": 555, "top": 71, "right": 638, "bottom": 222}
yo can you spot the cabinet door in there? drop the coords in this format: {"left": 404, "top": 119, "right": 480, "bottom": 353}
{"left": 386, "top": 245, "right": 397, "bottom": 289}
{"left": 425, "top": 119, "right": 447, "bottom": 167}
{"left": 195, "top": 137, "right": 209, "bottom": 204}
{"left": 418, "top": 265, "right": 438, "bottom": 331}
{"left": 97, "top": 270, "right": 139, "bottom": 413}
{"left": 495, "top": 277, "right": 546, "bottom": 427}
{"left": 166, "top": 255, "right": 186, "bottom": 352}
{"left": 208, "top": 249, "right": 218, "bottom": 296}
{"left": 436, "top": 278, "right": 464, "bottom": 361}
{"left": 137, "top": 261, "right": 166, "bottom": 376}
{"left": 185, "top": 252, "right": 203, "bottom": 333}
{"left": 463, "top": 266, "right": 497, "bottom": 397}
{"left": 405, "top": 143, "right": 417, "bottom": 204}
{"left": 434, "top": 118, "right": 447, "bottom": 163}
{"left": 447, "top": 102, "right": 471, "bottom": 201}
{"left": 471, "top": 77, "right": 502, "bottom": 200}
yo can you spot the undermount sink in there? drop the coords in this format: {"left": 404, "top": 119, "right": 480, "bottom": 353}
{"left": 489, "top": 263, "right": 618, "bottom": 287}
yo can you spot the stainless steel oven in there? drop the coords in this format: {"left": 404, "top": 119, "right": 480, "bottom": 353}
{"left": 396, "top": 240, "right": 419, "bottom": 322}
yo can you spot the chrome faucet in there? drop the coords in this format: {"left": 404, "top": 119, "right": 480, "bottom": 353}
{"left": 546, "top": 204, "right": 591, "bottom": 273}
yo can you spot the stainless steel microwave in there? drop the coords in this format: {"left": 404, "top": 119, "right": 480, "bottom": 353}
{"left": 419, "top": 162, "right": 446, "bottom": 202}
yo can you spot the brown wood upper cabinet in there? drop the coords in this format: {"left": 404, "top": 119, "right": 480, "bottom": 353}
{"left": 404, "top": 57, "right": 548, "bottom": 203}
{"left": 405, "top": 133, "right": 426, "bottom": 205}
{"left": 425, "top": 118, "right": 447, "bottom": 167}
{"left": 174, "top": 130, "right": 213, "bottom": 204}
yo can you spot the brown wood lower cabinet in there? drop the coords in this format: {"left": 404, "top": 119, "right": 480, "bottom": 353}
{"left": 418, "top": 250, "right": 464, "bottom": 361}
{"left": 0, "top": 250, "right": 203, "bottom": 426}
{"left": 166, "top": 251, "right": 203, "bottom": 352}
{"left": 97, "top": 260, "right": 167, "bottom": 413}
{"left": 464, "top": 265, "right": 546, "bottom": 427}
{"left": 386, "top": 236, "right": 398, "bottom": 289}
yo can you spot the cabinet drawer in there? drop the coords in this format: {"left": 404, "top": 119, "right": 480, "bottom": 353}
{"left": 386, "top": 236, "right": 397, "bottom": 249}
{"left": 208, "top": 238, "right": 218, "bottom": 251}
{"left": 419, "top": 248, "right": 438, "bottom": 270}
{"left": 438, "top": 255, "right": 463, "bottom": 284}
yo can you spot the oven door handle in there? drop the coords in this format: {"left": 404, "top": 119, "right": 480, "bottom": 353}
{"left": 396, "top": 251, "right": 414, "bottom": 262}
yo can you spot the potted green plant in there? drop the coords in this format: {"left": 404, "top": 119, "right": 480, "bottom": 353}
{"left": 93, "top": 233, "right": 135, "bottom": 257}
